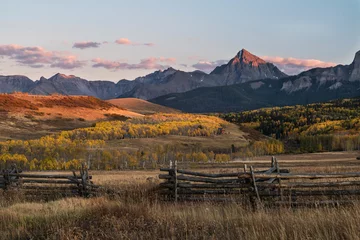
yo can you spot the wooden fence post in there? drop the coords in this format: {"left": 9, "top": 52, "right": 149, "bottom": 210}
{"left": 250, "top": 166, "right": 260, "bottom": 201}
{"left": 174, "top": 160, "right": 178, "bottom": 203}
{"left": 271, "top": 156, "right": 275, "bottom": 168}
{"left": 275, "top": 158, "right": 283, "bottom": 201}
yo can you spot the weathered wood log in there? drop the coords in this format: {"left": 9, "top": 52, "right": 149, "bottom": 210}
{"left": 177, "top": 170, "right": 240, "bottom": 178}
{"left": 22, "top": 179, "right": 80, "bottom": 184}
{"left": 255, "top": 189, "right": 360, "bottom": 197}
{"left": 177, "top": 189, "right": 248, "bottom": 195}
{"left": 239, "top": 172, "right": 360, "bottom": 179}
{"left": 178, "top": 183, "right": 249, "bottom": 189}
{"left": 159, "top": 174, "right": 172, "bottom": 180}
{"left": 6, "top": 173, "right": 90, "bottom": 179}
{"left": 160, "top": 189, "right": 248, "bottom": 195}
{"left": 257, "top": 180, "right": 360, "bottom": 188}
{"left": 160, "top": 168, "right": 172, "bottom": 172}
{"left": 178, "top": 196, "right": 244, "bottom": 202}
{"left": 177, "top": 175, "right": 243, "bottom": 184}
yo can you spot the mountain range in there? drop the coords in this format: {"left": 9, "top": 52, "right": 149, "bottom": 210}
{"left": 1, "top": 49, "right": 360, "bottom": 113}
{"left": 151, "top": 50, "right": 360, "bottom": 112}
{"left": 0, "top": 49, "right": 287, "bottom": 100}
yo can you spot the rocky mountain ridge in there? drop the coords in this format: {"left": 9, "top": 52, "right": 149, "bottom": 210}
{"left": 0, "top": 49, "right": 288, "bottom": 100}
{"left": 150, "top": 50, "right": 360, "bottom": 112}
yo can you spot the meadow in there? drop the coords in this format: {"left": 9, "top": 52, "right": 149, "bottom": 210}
{"left": 1, "top": 152, "right": 360, "bottom": 240}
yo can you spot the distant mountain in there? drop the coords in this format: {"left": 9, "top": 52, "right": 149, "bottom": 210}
{"left": 0, "top": 75, "right": 35, "bottom": 93}
{"left": 29, "top": 73, "right": 128, "bottom": 99}
{"left": 0, "top": 49, "right": 287, "bottom": 100}
{"left": 117, "top": 49, "right": 287, "bottom": 99}
{"left": 119, "top": 68, "right": 219, "bottom": 99}
{"left": 211, "top": 49, "right": 287, "bottom": 84}
{"left": 150, "top": 50, "right": 360, "bottom": 113}
{"left": 2, "top": 48, "right": 359, "bottom": 111}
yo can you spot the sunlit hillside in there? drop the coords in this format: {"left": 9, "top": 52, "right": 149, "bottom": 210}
{"left": 0, "top": 93, "right": 142, "bottom": 140}
{"left": 107, "top": 98, "right": 179, "bottom": 115}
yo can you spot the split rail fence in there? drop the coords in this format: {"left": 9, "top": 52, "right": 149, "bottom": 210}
{"left": 0, "top": 165, "right": 97, "bottom": 199}
{"left": 159, "top": 157, "right": 360, "bottom": 207}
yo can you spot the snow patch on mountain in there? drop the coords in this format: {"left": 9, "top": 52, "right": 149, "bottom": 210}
{"left": 281, "top": 76, "right": 312, "bottom": 93}
{"left": 250, "top": 81, "right": 264, "bottom": 90}
{"left": 329, "top": 82, "right": 342, "bottom": 90}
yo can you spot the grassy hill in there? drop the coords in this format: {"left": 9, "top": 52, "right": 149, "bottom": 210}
{"left": 0, "top": 113, "right": 260, "bottom": 170}
{"left": 107, "top": 98, "right": 179, "bottom": 115}
{"left": 0, "top": 93, "right": 142, "bottom": 140}
{"left": 219, "top": 97, "right": 360, "bottom": 152}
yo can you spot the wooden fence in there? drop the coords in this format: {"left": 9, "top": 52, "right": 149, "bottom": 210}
{"left": 0, "top": 165, "right": 97, "bottom": 199}
{"left": 159, "top": 157, "right": 360, "bottom": 207}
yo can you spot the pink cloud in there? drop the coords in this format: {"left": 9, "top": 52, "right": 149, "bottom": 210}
{"left": 73, "top": 41, "right": 101, "bottom": 49}
{"left": 261, "top": 56, "right": 337, "bottom": 75}
{"left": 115, "top": 38, "right": 132, "bottom": 45}
{"left": 92, "top": 57, "right": 176, "bottom": 70}
{"left": 0, "top": 44, "right": 86, "bottom": 69}
{"left": 192, "top": 60, "right": 228, "bottom": 73}
{"left": 115, "top": 38, "right": 155, "bottom": 47}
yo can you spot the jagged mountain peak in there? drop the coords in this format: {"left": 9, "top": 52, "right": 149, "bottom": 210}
{"left": 349, "top": 50, "right": 360, "bottom": 81}
{"left": 210, "top": 48, "right": 287, "bottom": 84}
{"left": 353, "top": 50, "right": 360, "bottom": 64}
{"left": 235, "top": 49, "right": 266, "bottom": 66}
{"left": 50, "top": 73, "right": 78, "bottom": 80}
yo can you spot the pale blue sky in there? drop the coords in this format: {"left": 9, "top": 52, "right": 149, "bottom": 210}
{"left": 1, "top": 0, "right": 359, "bottom": 81}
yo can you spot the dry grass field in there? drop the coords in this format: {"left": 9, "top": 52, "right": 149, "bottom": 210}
{"left": 0, "top": 93, "right": 143, "bottom": 140}
{"left": 107, "top": 121, "right": 249, "bottom": 151}
{"left": 1, "top": 152, "right": 360, "bottom": 239}
{"left": 107, "top": 98, "right": 180, "bottom": 115}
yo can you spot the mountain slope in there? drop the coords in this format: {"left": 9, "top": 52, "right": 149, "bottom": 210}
{"left": 119, "top": 69, "right": 218, "bottom": 99}
{"left": 0, "top": 75, "right": 36, "bottom": 93}
{"left": 0, "top": 93, "right": 142, "bottom": 140}
{"left": 29, "top": 73, "right": 127, "bottom": 99}
{"left": 107, "top": 98, "right": 180, "bottom": 114}
{"left": 151, "top": 50, "right": 360, "bottom": 113}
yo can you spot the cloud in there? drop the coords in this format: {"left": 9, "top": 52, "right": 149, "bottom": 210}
{"left": 192, "top": 60, "right": 228, "bottom": 72}
{"left": 144, "top": 43, "right": 155, "bottom": 47}
{"left": 92, "top": 57, "right": 176, "bottom": 70}
{"left": 115, "top": 38, "right": 132, "bottom": 45}
{"left": 115, "top": 38, "right": 155, "bottom": 47}
{"left": 261, "top": 56, "right": 337, "bottom": 75}
{"left": 73, "top": 41, "right": 101, "bottom": 49}
{"left": 0, "top": 44, "right": 86, "bottom": 69}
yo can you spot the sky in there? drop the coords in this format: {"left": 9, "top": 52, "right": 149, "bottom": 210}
{"left": 0, "top": 0, "right": 359, "bottom": 81}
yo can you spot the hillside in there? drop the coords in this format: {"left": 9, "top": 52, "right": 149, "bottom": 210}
{"left": 107, "top": 98, "right": 180, "bottom": 115}
{"left": 0, "top": 93, "right": 142, "bottom": 140}
{"left": 0, "top": 113, "right": 270, "bottom": 170}
{"left": 219, "top": 97, "right": 360, "bottom": 153}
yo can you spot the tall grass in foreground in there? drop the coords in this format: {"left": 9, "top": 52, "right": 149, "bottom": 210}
{"left": 1, "top": 182, "right": 360, "bottom": 240}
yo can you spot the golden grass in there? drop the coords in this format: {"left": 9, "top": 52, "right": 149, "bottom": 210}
{"left": 107, "top": 98, "right": 180, "bottom": 115}
{"left": 1, "top": 193, "right": 360, "bottom": 239}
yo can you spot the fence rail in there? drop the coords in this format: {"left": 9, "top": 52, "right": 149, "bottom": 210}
{"left": 0, "top": 164, "right": 97, "bottom": 199}
{"left": 159, "top": 157, "right": 360, "bottom": 207}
